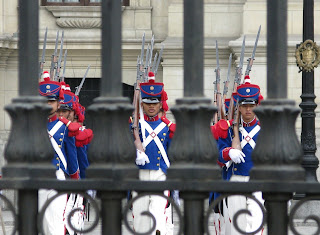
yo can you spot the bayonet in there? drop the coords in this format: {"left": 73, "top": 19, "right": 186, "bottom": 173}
{"left": 223, "top": 53, "right": 232, "bottom": 97}
{"left": 136, "top": 56, "right": 141, "bottom": 81}
{"left": 140, "top": 33, "right": 145, "bottom": 69}
{"left": 214, "top": 40, "right": 221, "bottom": 121}
{"left": 50, "top": 30, "right": 59, "bottom": 80}
{"left": 144, "top": 44, "right": 150, "bottom": 81}
{"left": 234, "top": 36, "right": 246, "bottom": 86}
{"left": 54, "top": 31, "right": 64, "bottom": 81}
{"left": 149, "top": 35, "right": 155, "bottom": 66}
{"left": 151, "top": 52, "right": 158, "bottom": 73}
{"left": 245, "top": 25, "right": 261, "bottom": 76}
{"left": 154, "top": 44, "right": 164, "bottom": 76}
{"left": 75, "top": 65, "right": 90, "bottom": 96}
{"left": 215, "top": 40, "right": 220, "bottom": 84}
{"left": 60, "top": 49, "right": 67, "bottom": 82}
{"left": 39, "top": 27, "right": 48, "bottom": 79}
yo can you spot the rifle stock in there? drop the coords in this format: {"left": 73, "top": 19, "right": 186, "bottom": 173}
{"left": 231, "top": 102, "right": 241, "bottom": 150}
{"left": 132, "top": 81, "right": 144, "bottom": 152}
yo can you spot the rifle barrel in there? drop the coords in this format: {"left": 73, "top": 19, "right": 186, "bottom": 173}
{"left": 75, "top": 65, "right": 90, "bottom": 96}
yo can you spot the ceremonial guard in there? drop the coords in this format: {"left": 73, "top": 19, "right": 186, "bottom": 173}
{"left": 131, "top": 72, "right": 175, "bottom": 235}
{"left": 58, "top": 84, "right": 91, "bottom": 179}
{"left": 38, "top": 71, "right": 79, "bottom": 235}
{"left": 210, "top": 98, "right": 233, "bottom": 235}
{"left": 58, "top": 83, "right": 93, "bottom": 234}
{"left": 218, "top": 75, "right": 264, "bottom": 235}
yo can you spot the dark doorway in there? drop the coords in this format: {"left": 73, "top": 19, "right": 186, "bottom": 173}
{"left": 65, "top": 78, "right": 134, "bottom": 128}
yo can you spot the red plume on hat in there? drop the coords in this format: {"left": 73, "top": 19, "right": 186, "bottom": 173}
{"left": 244, "top": 75, "right": 251, "bottom": 84}
{"left": 161, "top": 90, "right": 169, "bottom": 112}
{"left": 148, "top": 71, "right": 155, "bottom": 82}
{"left": 258, "top": 94, "right": 264, "bottom": 104}
{"left": 42, "top": 71, "right": 50, "bottom": 81}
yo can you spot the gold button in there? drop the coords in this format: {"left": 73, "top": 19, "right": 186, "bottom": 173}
{"left": 157, "top": 157, "right": 160, "bottom": 160}
{"left": 59, "top": 138, "right": 63, "bottom": 141}
{"left": 58, "top": 145, "right": 61, "bottom": 148}
{"left": 157, "top": 164, "right": 159, "bottom": 166}
{"left": 158, "top": 151, "right": 160, "bottom": 154}
{"left": 60, "top": 133, "right": 63, "bottom": 135}
{"left": 163, "top": 133, "right": 166, "bottom": 136}
{"left": 56, "top": 157, "right": 59, "bottom": 160}
{"left": 56, "top": 163, "right": 59, "bottom": 166}
{"left": 234, "top": 168, "right": 237, "bottom": 171}
{"left": 161, "top": 138, "right": 164, "bottom": 141}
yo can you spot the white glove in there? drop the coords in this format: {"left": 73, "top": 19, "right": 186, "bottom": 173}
{"left": 136, "top": 149, "right": 150, "bottom": 166}
{"left": 229, "top": 149, "right": 246, "bottom": 164}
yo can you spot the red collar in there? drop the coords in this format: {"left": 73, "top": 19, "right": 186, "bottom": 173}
{"left": 144, "top": 114, "right": 159, "bottom": 122}
{"left": 48, "top": 115, "right": 58, "bottom": 123}
{"left": 242, "top": 117, "right": 257, "bottom": 127}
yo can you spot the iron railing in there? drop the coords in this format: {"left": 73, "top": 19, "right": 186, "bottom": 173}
{"left": 0, "top": 0, "right": 319, "bottom": 234}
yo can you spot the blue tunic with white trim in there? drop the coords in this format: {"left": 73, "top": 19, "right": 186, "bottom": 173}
{"left": 48, "top": 116, "right": 79, "bottom": 178}
{"left": 218, "top": 118, "right": 260, "bottom": 177}
{"left": 138, "top": 116, "right": 171, "bottom": 174}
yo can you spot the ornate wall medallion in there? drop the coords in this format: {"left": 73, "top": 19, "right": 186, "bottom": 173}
{"left": 296, "top": 39, "right": 320, "bottom": 72}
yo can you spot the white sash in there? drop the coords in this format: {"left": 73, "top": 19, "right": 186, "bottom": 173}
{"left": 140, "top": 120, "right": 170, "bottom": 168}
{"left": 239, "top": 125, "right": 260, "bottom": 149}
{"left": 48, "top": 121, "right": 67, "bottom": 169}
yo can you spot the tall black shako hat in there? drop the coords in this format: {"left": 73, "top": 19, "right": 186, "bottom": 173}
{"left": 236, "top": 75, "right": 260, "bottom": 105}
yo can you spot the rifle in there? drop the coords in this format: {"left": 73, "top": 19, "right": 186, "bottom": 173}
{"left": 60, "top": 50, "right": 68, "bottom": 82}
{"left": 50, "top": 30, "right": 59, "bottom": 80}
{"left": 228, "top": 36, "right": 245, "bottom": 120}
{"left": 154, "top": 44, "right": 164, "bottom": 76}
{"left": 144, "top": 44, "right": 150, "bottom": 81}
{"left": 213, "top": 40, "right": 221, "bottom": 123}
{"left": 132, "top": 55, "right": 144, "bottom": 152}
{"left": 39, "top": 27, "right": 47, "bottom": 80}
{"left": 54, "top": 30, "right": 64, "bottom": 81}
{"left": 75, "top": 65, "right": 90, "bottom": 96}
{"left": 149, "top": 35, "right": 155, "bottom": 67}
{"left": 245, "top": 25, "right": 261, "bottom": 76}
{"left": 221, "top": 53, "right": 232, "bottom": 119}
{"left": 151, "top": 52, "right": 158, "bottom": 73}
{"left": 231, "top": 98, "right": 241, "bottom": 150}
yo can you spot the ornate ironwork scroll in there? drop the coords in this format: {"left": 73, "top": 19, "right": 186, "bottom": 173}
{"left": 123, "top": 192, "right": 183, "bottom": 235}
{"left": 289, "top": 196, "right": 320, "bottom": 235}
{"left": 38, "top": 191, "right": 100, "bottom": 234}
{"left": 205, "top": 194, "right": 266, "bottom": 235}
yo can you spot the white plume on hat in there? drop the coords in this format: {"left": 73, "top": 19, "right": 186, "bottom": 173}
{"left": 42, "top": 71, "right": 50, "bottom": 81}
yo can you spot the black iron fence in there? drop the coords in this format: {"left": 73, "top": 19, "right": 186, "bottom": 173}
{"left": 0, "top": 0, "right": 319, "bottom": 234}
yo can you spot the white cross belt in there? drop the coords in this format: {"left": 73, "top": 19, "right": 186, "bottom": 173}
{"left": 239, "top": 125, "right": 260, "bottom": 149}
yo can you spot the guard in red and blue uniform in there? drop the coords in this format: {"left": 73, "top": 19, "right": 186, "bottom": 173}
{"left": 58, "top": 86, "right": 90, "bottom": 179}
{"left": 209, "top": 98, "right": 233, "bottom": 235}
{"left": 218, "top": 75, "right": 264, "bottom": 235}
{"left": 38, "top": 71, "right": 79, "bottom": 235}
{"left": 132, "top": 73, "right": 174, "bottom": 235}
